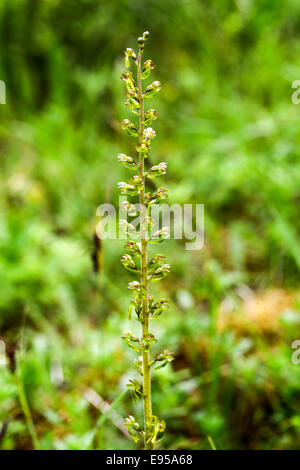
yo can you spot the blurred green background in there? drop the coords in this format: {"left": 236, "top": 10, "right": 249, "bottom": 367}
{"left": 1, "top": 0, "right": 300, "bottom": 450}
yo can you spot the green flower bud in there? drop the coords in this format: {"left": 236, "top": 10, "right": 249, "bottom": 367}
{"left": 125, "top": 415, "right": 143, "bottom": 443}
{"left": 121, "top": 71, "right": 132, "bottom": 80}
{"left": 125, "top": 175, "right": 142, "bottom": 193}
{"left": 141, "top": 59, "right": 155, "bottom": 80}
{"left": 146, "top": 162, "right": 167, "bottom": 179}
{"left": 143, "top": 31, "right": 150, "bottom": 40}
{"left": 141, "top": 333, "right": 157, "bottom": 351}
{"left": 149, "top": 227, "right": 170, "bottom": 244}
{"left": 147, "top": 254, "right": 166, "bottom": 274}
{"left": 125, "top": 48, "right": 137, "bottom": 60}
{"left": 121, "top": 254, "right": 139, "bottom": 273}
{"left": 125, "top": 99, "right": 140, "bottom": 115}
{"left": 143, "top": 59, "right": 154, "bottom": 69}
{"left": 149, "top": 263, "right": 170, "bottom": 281}
{"left": 144, "top": 81, "right": 162, "bottom": 99}
{"left": 153, "top": 350, "right": 175, "bottom": 370}
{"left": 143, "top": 109, "right": 158, "bottom": 126}
{"left": 118, "top": 181, "right": 138, "bottom": 196}
{"left": 127, "top": 95, "right": 140, "bottom": 109}
{"left": 138, "top": 36, "right": 144, "bottom": 46}
{"left": 133, "top": 356, "right": 143, "bottom": 376}
{"left": 117, "top": 153, "right": 138, "bottom": 170}
{"left": 145, "top": 187, "right": 168, "bottom": 205}
{"left": 148, "top": 297, "right": 169, "bottom": 319}
{"left": 121, "top": 119, "right": 139, "bottom": 137}
{"left": 144, "top": 127, "right": 156, "bottom": 140}
{"left": 119, "top": 220, "right": 138, "bottom": 237}
{"left": 128, "top": 294, "right": 142, "bottom": 321}
{"left": 131, "top": 175, "right": 141, "bottom": 184}
{"left": 122, "top": 330, "right": 140, "bottom": 352}
{"left": 156, "top": 187, "right": 168, "bottom": 200}
{"left": 128, "top": 281, "right": 141, "bottom": 292}
{"left": 120, "top": 201, "right": 140, "bottom": 217}
{"left": 121, "top": 71, "right": 137, "bottom": 95}
{"left": 125, "top": 241, "right": 141, "bottom": 256}
{"left": 136, "top": 141, "right": 150, "bottom": 155}
{"left": 127, "top": 379, "right": 143, "bottom": 402}
{"left": 125, "top": 101, "right": 138, "bottom": 115}
{"left": 146, "top": 415, "right": 166, "bottom": 445}
{"left": 124, "top": 48, "right": 137, "bottom": 68}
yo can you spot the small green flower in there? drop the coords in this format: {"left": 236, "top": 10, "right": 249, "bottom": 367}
{"left": 125, "top": 415, "right": 143, "bottom": 443}
{"left": 146, "top": 162, "right": 167, "bottom": 179}
{"left": 141, "top": 333, "right": 157, "bottom": 351}
{"left": 153, "top": 350, "right": 175, "bottom": 370}
{"left": 127, "top": 379, "right": 144, "bottom": 402}
{"left": 136, "top": 141, "right": 150, "bottom": 154}
{"left": 149, "top": 227, "right": 170, "bottom": 244}
{"left": 118, "top": 182, "right": 138, "bottom": 196}
{"left": 121, "top": 119, "right": 139, "bottom": 137}
{"left": 143, "top": 109, "right": 158, "bottom": 126}
{"left": 120, "top": 201, "right": 140, "bottom": 217}
{"left": 146, "top": 415, "right": 166, "bottom": 446}
{"left": 121, "top": 71, "right": 137, "bottom": 95}
{"left": 148, "top": 297, "right": 169, "bottom": 319}
{"left": 145, "top": 187, "right": 168, "bottom": 204}
{"left": 119, "top": 219, "right": 138, "bottom": 237}
{"left": 133, "top": 356, "right": 143, "bottom": 376}
{"left": 124, "top": 48, "right": 137, "bottom": 68}
{"left": 144, "top": 81, "right": 162, "bottom": 98}
{"left": 128, "top": 294, "right": 142, "bottom": 321}
{"left": 149, "top": 263, "right": 170, "bottom": 281}
{"left": 122, "top": 330, "right": 140, "bottom": 352}
{"left": 138, "top": 36, "right": 145, "bottom": 47}
{"left": 125, "top": 99, "right": 140, "bottom": 115}
{"left": 144, "top": 127, "right": 156, "bottom": 140}
{"left": 121, "top": 254, "right": 139, "bottom": 273}
{"left": 128, "top": 280, "right": 142, "bottom": 292}
{"left": 147, "top": 254, "right": 167, "bottom": 274}
{"left": 125, "top": 241, "right": 141, "bottom": 257}
{"left": 117, "top": 153, "right": 138, "bottom": 170}
{"left": 141, "top": 59, "right": 155, "bottom": 80}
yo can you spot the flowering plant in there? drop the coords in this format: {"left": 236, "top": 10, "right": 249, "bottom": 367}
{"left": 118, "top": 32, "right": 174, "bottom": 449}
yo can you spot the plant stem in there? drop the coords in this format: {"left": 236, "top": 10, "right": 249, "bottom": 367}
{"left": 137, "top": 48, "right": 153, "bottom": 450}
{"left": 15, "top": 358, "right": 41, "bottom": 450}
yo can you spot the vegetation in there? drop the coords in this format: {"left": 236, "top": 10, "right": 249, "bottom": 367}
{"left": 0, "top": 0, "right": 300, "bottom": 450}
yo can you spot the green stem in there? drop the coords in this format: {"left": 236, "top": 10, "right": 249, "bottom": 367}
{"left": 15, "top": 358, "right": 41, "bottom": 450}
{"left": 137, "top": 48, "right": 153, "bottom": 450}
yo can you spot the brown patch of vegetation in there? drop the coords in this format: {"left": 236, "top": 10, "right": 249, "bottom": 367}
{"left": 218, "top": 288, "right": 299, "bottom": 334}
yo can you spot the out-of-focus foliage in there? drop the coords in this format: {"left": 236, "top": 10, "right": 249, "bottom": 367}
{"left": 0, "top": 0, "right": 300, "bottom": 450}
